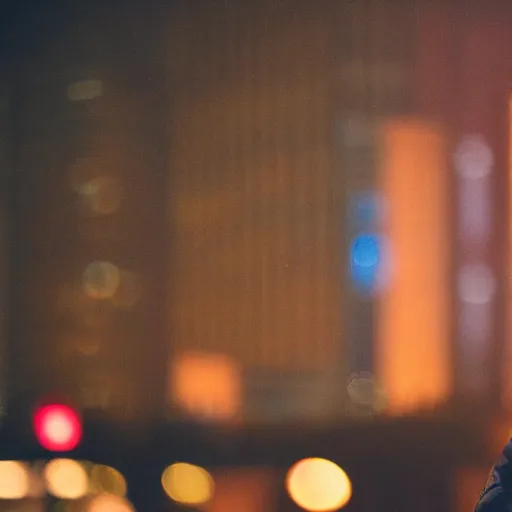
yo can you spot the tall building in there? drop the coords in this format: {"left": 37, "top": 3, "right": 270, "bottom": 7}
{"left": 7, "top": 2, "right": 170, "bottom": 423}
{"left": 166, "top": 1, "right": 344, "bottom": 422}
{"left": 164, "top": 0, "right": 452, "bottom": 422}
{"left": 3, "top": 0, "right": 510, "bottom": 428}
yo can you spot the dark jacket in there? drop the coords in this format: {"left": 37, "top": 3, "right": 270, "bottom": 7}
{"left": 476, "top": 441, "right": 512, "bottom": 511}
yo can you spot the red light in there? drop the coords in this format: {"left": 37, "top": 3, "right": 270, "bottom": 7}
{"left": 33, "top": 404, "right": 82, "bottom": 452}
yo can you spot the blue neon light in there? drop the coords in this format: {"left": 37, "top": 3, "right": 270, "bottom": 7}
{"left": 350, "top": 233, "right": 382, "bottom": 293}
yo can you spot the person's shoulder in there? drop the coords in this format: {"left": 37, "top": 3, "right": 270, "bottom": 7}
{"left": 475, "top": 441, "right": 512, "bottom": 511}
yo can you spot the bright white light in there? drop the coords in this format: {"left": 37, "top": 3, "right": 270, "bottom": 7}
{"left": 454, "top": 134, "right": 494, "bottom": 179}
{"left": 46, "top": 415, "right": 73, "bottom": 444}
{"left": 457, "top": 264, "right": 496, "bottom": 305}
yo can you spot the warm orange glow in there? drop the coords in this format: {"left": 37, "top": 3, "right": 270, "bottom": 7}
{"left": 286, "top": 458, "right": 352, "bottom": 511}
{"left": 377, "top": 119, "right": 451, "bottom": 414}
{"left": 87, "top": 493, "right": 135, "bottom": 512}
{"left": 208, "top": 469, "right": 275, "bottom": 512}
{"left": 169, "top": 352, "right": 241, "bottom": 422}
{"left": 454, "top": 467, "right": 491, "bottom": 512}
{"left": 503, "top": 96, "right": 512, "bottom": 410}
{"left": 44, "top": 459, "right": 88, "bottom": 499}
{"left": 161, "top": 462, "right": 214, "bottom": 506}
{"left": 0, "top": 461, "right": 30, "bottom": 499}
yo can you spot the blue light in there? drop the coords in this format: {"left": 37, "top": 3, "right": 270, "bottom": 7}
{"left": 350, "top": 233, "right": 382, "bottom": 293}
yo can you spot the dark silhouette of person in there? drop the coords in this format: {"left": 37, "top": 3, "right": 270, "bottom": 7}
{"left": 476, "top": 441, "right": 512, "bottom": 511}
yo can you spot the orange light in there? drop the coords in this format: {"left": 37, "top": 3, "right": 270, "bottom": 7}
{"left": 87, "top": 493, "right": 135, "bottom": 512}
{"left": 0, "top": 461, "right": 30, "bottom": 499}
{"left": 44, "top": 459, "right": 88, "bottom": 499}
{"left": 503, "top": 96, "right": 512, "bottom": 410}
{"left": 286, "top": 458, "right": 352, "bottom": 511}
{"left": 377, "top": 119, "right": 451, "bottom": 414}
{"left": 169, "top": 352, "right": 241, "bottom": 422}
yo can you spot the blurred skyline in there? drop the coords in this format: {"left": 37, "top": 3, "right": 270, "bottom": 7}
{"left": 2, "top": 2, "right": 512, "bottom": 509}
{"left": 1, "top": 0, "right": 511, "bottom": 425}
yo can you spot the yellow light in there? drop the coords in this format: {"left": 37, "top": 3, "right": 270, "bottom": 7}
{"left": 87, "top": 493, "right": 135, "bottom": 512}
{"left": 286, "top": 458, "right": 352, "bottom": 511}
{"left": 44, "top": 459, "right": 88, "bottom": 499}
{"left": 0, "top": 461, "right": 30, "bottom": 499}
{"left": 90, "top": 464, "right": 127, "bottom": 497}
{"left": 161, "top": 462, "right": 214, "bottom": 506}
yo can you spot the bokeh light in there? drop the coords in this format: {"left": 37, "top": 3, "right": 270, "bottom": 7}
{"left": 170, "top": 352, "right": 241, "bottom": 422}
{"left": 457, "top": 264, "right": 496, "bottom": 305}
{"left": 79, "top": 176, "right": 121, "bottom": 215}
{"left": 82, "top": 261, "right": 120, "bottom": 300}
{"left": 0, "top": 461, "right": 30, "bottom": 499}
{"left": 454, "top": 134, "right": 494, "bottom": 179}
{"left": 350, "top": 233, "right": 387, "bottom": 294}
{"left": 286, "top": 458, "right": 352, "bottom": 511}
{"left": 90, "top": 464, "right": 127, "bottom": 497}
{"left": 87, "top": 493, "right": 135, "bottom": 512}
{"left": 33, "top": 404, "right": 82, "bottom": 452}
{"left": 44, "top": 459, "right": 89, "bottom": 499}
{"left": 161, "top": 462, "right": 214, "bottom": 506}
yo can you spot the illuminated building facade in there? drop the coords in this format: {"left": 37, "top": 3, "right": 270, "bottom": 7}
{"left": 166, "top": 1, "right": 344, "bottom": 422}
{"left": 2, "top": 0, "right": 512, "bottom": 428}
{"left": 165, "top": 1, "right": 444, "bottom": 421}
{"left": 165, "top": 0, "right": 509, "bottom": 422}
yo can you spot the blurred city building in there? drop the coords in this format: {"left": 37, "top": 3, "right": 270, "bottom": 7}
{"left": 5, "top": 2, "right": 170, "bottom": 424}
{"left": 1, "top": 0, "right": 512, "bottom": 510}
{"left": 165, "top": 0, "right": 453, "bottom": 422}
{"left": 1, "top": 0, "right": 510, "bottom": 427}
{"left": 166, "top": 1, "right": 344, "bottom": 423}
